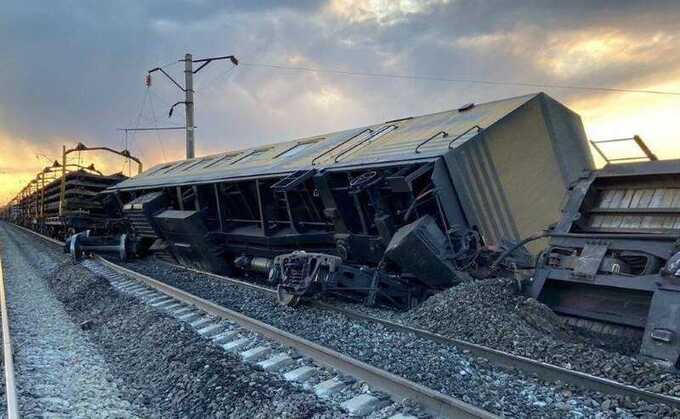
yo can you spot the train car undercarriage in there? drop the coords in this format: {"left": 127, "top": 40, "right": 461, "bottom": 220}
{"left": 103, "top": 162, "right": 514, "bottom": 309}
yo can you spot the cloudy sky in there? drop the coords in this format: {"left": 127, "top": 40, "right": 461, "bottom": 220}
{"left": 1, "top": 0, "right": 679, "bottom": 204}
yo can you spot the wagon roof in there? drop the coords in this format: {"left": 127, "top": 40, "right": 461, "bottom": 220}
{"left": 110, "top": 93, "right": 539, "bottom": 191}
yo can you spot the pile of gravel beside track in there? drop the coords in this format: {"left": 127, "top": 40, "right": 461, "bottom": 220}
{"left": 335, "top": 278, "right": 642, "bottom": 355}
{"left": 45, "top": 261, "right": 343, "bottom": 418}
{"left": 360, "top": 278, "right": 680, "bottom": 397}
{"left": 122, "top": 259, "right": 679, "bottom": 418}
{"left": 402, "top": 278, "right": 634, "bottom": 351}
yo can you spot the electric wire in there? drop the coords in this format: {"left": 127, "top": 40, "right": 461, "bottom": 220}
{"left": 126, "top": 88, "right": 150, "bottom": 155}
{"left": 148, "top": 92, "right": 169, "bottom": 163}
{"left": 148, "top": 89, "right": 185, "bottom": 123}
{"left": 240, "top": 62, "right": 680, "bottom": 97}
{"left": 158, "top": 59, "right": 181, "bottom": 70}
{"left": 129, "top": 90, "right": 149, "bottom": 155}
{"left": 194, "top": 65, "right": 238, "bottom": 94}
{"left": 129, "top": 90, "right": 150, "bottom": 131}
{"left": 119, "top": 130, "right": 130, "bottom": 175}
{"left": 120, "top": 89, "right": 151, "bottom": 174}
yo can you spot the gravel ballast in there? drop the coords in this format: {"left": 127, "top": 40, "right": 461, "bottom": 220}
{"left": 0, "top": 224, "right": 139, "bottom": 418}
{"left": 2, "top": 224, "right": 344, "bottom": 418}
{"left": 120, "top": 259, "right": 678, "bottom": 418}
{"left": 340, "top": 277, "right": 680, "bottom": 398}
{"left": 0, "top": 312, "right": 6, "bottom": 416}
{"left": 8, "top": 223, "right": 680, "bottom": 418}
{"left": 45, "top": 262, "right": 342, "bottom": 418}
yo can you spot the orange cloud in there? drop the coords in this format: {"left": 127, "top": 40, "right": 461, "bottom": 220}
{"left": 453, "top": 25, "right": 680, "bottom": 167}
{"left": 0, "top": 134, "right": 61, "bottom": 205}
{"left": 537, "top": 30, "right": 677, "bottom": 79}
{"left": 0, "top": 133, "right": 172, "bottom": 206}
{"left": 570, "top": 79, "right": 680, "bottom": 166}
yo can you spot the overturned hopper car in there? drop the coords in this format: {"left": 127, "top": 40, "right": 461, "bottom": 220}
{"left": 104, "top": 92, "right": 594, "bottom": 306}
{"left": 527, "top": 157, "right": 680, "bottom": 366}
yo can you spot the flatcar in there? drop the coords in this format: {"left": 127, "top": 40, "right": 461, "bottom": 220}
{"left": 5, "top": 143, "right": 141, "bottom": 240}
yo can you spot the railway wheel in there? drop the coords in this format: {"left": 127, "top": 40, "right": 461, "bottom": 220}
{"left": 277, "top": 285, "right": 301, "bottom": 307}
{"left": 64, "top": 227, "right": 76, "bottom": 242}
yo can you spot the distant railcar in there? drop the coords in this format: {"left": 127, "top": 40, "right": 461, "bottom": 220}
{"left": 104, "top": 92, "right": 593, "bottom": 307}
{"left": 5, "top": 144, "right": 140, "bottom": 240}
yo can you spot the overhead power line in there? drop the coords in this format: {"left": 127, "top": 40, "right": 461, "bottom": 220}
{"left": 148, "top": 53, "right": 239, "bottom": 158}
{"left": 148, "top": 93, "right": 169, "bottom": 163}
{"left": 116, "top": 127, "right": 189, "bottom": 132}
{"left": 195, "top": 65, "right": 239, "bottom": 94}
{"left": 240, "top": 62, "right": 680, "bottom": 96}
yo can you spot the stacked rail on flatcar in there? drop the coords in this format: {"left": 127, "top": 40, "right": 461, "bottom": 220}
{"left": 4, "top": 144, "right": 141, "bottom": 239}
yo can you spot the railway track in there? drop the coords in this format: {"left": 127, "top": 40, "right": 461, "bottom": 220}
{"left": 8, "top": 224, "right": 496, "bottom": 418}
{"left": 90, "top": 257, "right": 494, "bottom": 418}
{"left": 10, "top": 222, "right": 680, "bottom": 415}
{"left": 0, "top": 224, "right": 142, "bottom": 418}
{"left": 156, "top": 260, "right": 680, "bottom": 411}
{"left": 0, "top": 254, "right": 20, "bottom": 419}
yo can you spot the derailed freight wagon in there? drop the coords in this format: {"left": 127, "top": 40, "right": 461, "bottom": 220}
{"left": 528, "top": 156, "right": 680, "bottom": 366}
{"left": 103, "top": 92, "right": 593, "bottom": 306}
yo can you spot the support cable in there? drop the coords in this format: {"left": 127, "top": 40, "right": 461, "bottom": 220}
{"left": 148, "top": 92, "right": 169, "bottom": 163}
{"left": 240, "top": 62, "right": 680, "bottom": 97}
{"left": 195, "top": 65, "right": 238, "bottom": 94}
{"left": 126, "top": 89, "right": 150, "bottom": 154}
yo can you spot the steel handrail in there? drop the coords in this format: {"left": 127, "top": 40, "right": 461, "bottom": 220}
{"left": 64, "top": 144, "right": 143, "bottom": 174}
{"left": 448, "top": 125, "right": 482, "bottom": 149}
{"left": 311, "top": 128, "right": 372, "bottom": 166}
{"left": 415, "top": 131, "right": 448, "bottom": 154}
{"left": 590, "top": 135, "right": 658, "bottom": 164}
{"left": 333, "top": 125, "right": 397, "bottom": 163}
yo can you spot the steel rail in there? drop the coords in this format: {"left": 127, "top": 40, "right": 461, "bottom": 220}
{"left": 117, "top": 258, "right": 680, "bottom": 410}
{"left": 11, "top": 224, "right": 64, "bottom": 246}
{"left": 153, "top": 259, "right": 276, "bottom": 295}
{"left": 315, "top": 303, "right": 680, "bottom": 410}
{"left": 95, "top": 256, "right": 496, "bottom": 419}
{"left": 0, "top": 253, "right": 20, "bottom": 419}
{"left": 10, "top": 222, "right": 680, "bottom": 411}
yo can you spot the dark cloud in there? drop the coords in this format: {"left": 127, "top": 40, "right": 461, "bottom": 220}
{"left": 1, "top": 0, "right": 679, "bottom": 170}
